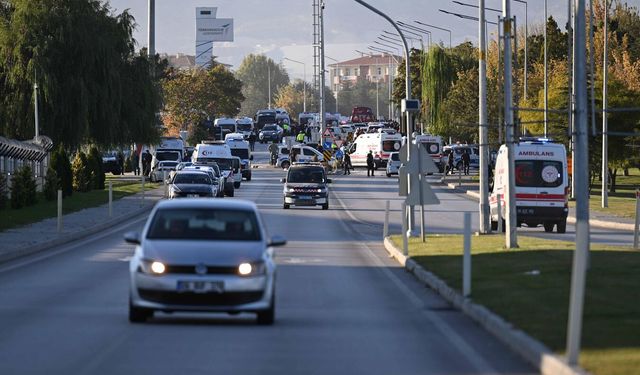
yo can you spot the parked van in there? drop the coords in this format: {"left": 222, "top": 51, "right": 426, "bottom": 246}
{"left": 225, "top": 134, "right": 253, "bottom": 181}
{"left": 414, "top": 134, "right": 445, "bottom": 173}
{"left": 214, "top": 117, "right": 237, "bottom": 138}
{"left": 235, "top": 117, "right": 254, "bottom": 139}
{"left": 490, "top": 139, "right": 569, "bottom": 233}
{"left": 347, "top": 132, "right": 402, "bottom": 169}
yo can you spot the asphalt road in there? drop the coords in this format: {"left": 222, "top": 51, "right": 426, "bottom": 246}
{"left": 0, "top": 159, "right": 536, "bottom": 374}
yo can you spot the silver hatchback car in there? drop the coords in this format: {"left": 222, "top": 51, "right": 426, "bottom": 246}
{"left": 125, "top": 199, "right": 286, "bottom": 324}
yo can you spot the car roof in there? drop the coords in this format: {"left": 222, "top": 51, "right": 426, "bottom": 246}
{"left": 155, "top": 198, "right": 258, "bottom": 211}
{"left": 174, "top": 170, "right": 209, "bottom": 175}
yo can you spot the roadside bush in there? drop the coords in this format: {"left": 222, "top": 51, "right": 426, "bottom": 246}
{"left": 0, "top": 173, "right": 8, "bottom": 209}
{"left": 71, "top": 151, "right": 91, "bottom": 192}
{"left": 124, "top": 155, "right": 133, "bottom": 173}
{"left": 50, "top": 144, "right": 73, "bottom": 197}
{"left": 10, "top": 165, "right": 37, "bottom": 209}
{"left": 43, "top": 167, "right": 59, "bottom": 201}
{"left": 87, "top": 146, "right": 105, "bottom": 190}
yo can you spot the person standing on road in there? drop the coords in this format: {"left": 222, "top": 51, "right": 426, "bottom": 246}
{"left": 343, "top": 151, "right": 352, "bottom": 175}
{"left": 142, "top": 150, "right": 152, "bottom": 177}
{"left": 296, "top": 131, "right": 305, "bottom": 143}
{"left": 462, "top": 150, "right": 470, "bottom": 175}
{"left": 366, "top": 150, "right": 375, "bottom": 177}
{"left": 248, "top": 131, "right": 256, "bottom": 151}
{"left": 447, "top": 151, "right": 454, "bottom": 175}
{"left": 131, "top": 152, "right": 140, "bottom": 176}
{"left": 268, "top": 141, "right": 279, "bottom": 166}
{"left": 305, "top": 126, "right": 312, "bottom": 142}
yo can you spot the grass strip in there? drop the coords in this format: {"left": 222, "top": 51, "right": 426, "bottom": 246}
{"left": 0, "top": 181, "right": 160, "bottom": 232}
{"left": 390, "top": 234, "right": 640, "bottom": 375}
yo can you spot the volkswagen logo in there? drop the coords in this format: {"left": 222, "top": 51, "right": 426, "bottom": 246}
{"left": 195, "top": 263, "right": 208, "bottom": 275}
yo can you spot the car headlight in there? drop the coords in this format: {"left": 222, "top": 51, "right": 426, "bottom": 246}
{"left": 287, "top": 187, "right": 296, "bottom": 193}
{"left": 238, "top": 262, "right": 265, "bottom": 276}
{"left": 139, "top": 259, "right": 166, "bottom": 275}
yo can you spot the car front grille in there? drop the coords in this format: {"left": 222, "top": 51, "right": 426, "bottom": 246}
{"left": 138, "top": 289, "right": 263, "bottom": 306}
{"left": 164, "top": 265, "right": 238, "bottom": 275}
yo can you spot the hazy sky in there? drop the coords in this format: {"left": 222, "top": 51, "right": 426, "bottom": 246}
{"left": 106, "top": 0, "right": 633, "bottom": 79}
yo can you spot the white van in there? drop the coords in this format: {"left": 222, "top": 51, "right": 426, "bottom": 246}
{"left": 235, "top": 117, "right": 254, "bottom": 139}
{"left": 225, "top": 134, "right": 253, "bottom": 181}
{"left": 490, "top": 139, "right": 569, "bottom": 233}
{"left": 414, "top": 134, "right": 444, "bottom": 173}
{"left": 277, "top": 144, "right": 325, "bottom": 169}
{"left": 192, "top": 142, "right": 237, "bottom": 195}
{"left": 214, "top": 117, "right": 237, "bottom": 138}
{"left": 347, "top": 132, "right": 402, "bottom": 169}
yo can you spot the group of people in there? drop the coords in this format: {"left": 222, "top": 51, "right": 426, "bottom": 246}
{"left": 444, "top": 149, "right": 471, "bottom": 175}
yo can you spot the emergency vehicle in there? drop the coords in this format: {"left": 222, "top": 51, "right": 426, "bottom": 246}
{"left": 214, "top": 117, "right": 237, "bottom": 137}
{"left": 490, "top": 139, "right": 569, "bottom": 233}
{"left": 346, "top": 131, "right": 402, "bottom": 169}
{"left": 225, "top": 133, "right": 253, "bottom": 181}
{"left": 414, "top": 134, "right": 444, "bottom": 173}
{"left": 235, "top": 117, "right": 254, "bottom": 139}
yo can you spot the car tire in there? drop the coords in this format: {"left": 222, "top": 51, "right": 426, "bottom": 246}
{"left": 281, "top": 161, "right": 290, "bottom": 169}
{"left": 386, "top": 172, "right": 391, "bottom": 178}
{"left": 129, "top": 299, "right": 153, "bottom": 323}
{"left": 322, "top": 203, "right": 329, "bottom": 210}
{"left": 283, "top": 202, "right": 290, "bottom": 209}
{"left": 246, "top": 173, "right": 252, "bottom": 181}
{"left": 227, "top": 189, "right": 234, "bottom": 197}
{"left": 557, "top": 220, "right": 567, "bottom": 233}
{"left": 256, "top": 294, "right": 275, "bottom": 325}
{"left": 543, "top": 222, "right": 555, "bottom": 232}
{"left": 234, "top": 181, "right": 241, "bottom": 189}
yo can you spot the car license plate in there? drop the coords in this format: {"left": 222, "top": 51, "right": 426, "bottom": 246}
{"left": 299, "top": 196, "right": 312, "bottom": 200}
{"left": 187, "top": 194, "right": 198, "bottom": 198}
{"left": 177, "top": 281, "right": 224, "bottom": 293}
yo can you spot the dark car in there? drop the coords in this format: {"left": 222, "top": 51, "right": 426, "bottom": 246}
{"left": 102, "top": 152, "right": 123, "bottom": 175}
{"left": 168, "top": 171, "right": 216, "bottom": 199}
{"left": 281, "top": 163, "right": 331, "bottom": 210}
{"left": 259, "top": 124, "right": 283, "bottom": 143}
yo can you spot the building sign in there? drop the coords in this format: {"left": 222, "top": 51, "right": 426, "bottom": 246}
{"left": 196, "top": 18, "right": 234, "bottom": 42}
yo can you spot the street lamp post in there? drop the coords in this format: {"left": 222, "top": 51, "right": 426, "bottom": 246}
{"left": 283, "top": 57, "right": 307, "bottom": 113}
{"left": 33, "top": 81, "right": 40, "bottom": 138}
{"left": 503, "top": 0, "right": 518, "bottom": 249}
{"left": 414, "top": 21, "right": 452, "bottom": 49}
{"left": 479, "top": 0, "right": 489, "bottom": 234}
{"left": 514, "top": 0, "right": 528, "bottom": 100}
{"left": 148, "top": 0, "right": 155, "bottom": 57}
{"left": 602, "top": 0, "right": 609, "bottom": 208}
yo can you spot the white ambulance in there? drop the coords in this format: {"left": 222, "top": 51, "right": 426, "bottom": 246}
{"left": 414, "top": 134, "right": 445, "bottom": 173}
{"left": 346, "top": 131, "right": 402, "bottom": 169}
{"left": 490, "top": 139, "right": 569, "bottom": 233}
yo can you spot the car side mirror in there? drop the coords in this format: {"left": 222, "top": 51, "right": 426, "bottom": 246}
{"left": 268, "top": 235, "right": 287, "bottom": 247}
{"left": 124, "top": 231, "right": 141, "bottom": 245}
{"left": 280, "top": 178, "right": 286, "bottom": 183}
{"left": 326, "top": 178, "right": 332, "bottom": 183}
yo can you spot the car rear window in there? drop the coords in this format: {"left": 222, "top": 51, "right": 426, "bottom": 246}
{"left": 515, "top": 160, "right": 563, "bottom": 187}
{"left": 147, "top": 208, "right": 261, "bottom": 241}
{"left": 173, "top": 173, "right": 211, "bottom": 185}
{"left": 391, "top": 153, "right": 400, "bottom": 161}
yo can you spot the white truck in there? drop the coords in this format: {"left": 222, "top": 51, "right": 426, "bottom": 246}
{"left": 491, "top": 139, "right": 569, "bottom": 233}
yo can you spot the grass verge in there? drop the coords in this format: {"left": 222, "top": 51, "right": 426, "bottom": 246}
{"left": 0, "top": 180, "right": 160, "bottom": 232}
{"left": 390, "top": 234, "right": 640, "bottom": 375}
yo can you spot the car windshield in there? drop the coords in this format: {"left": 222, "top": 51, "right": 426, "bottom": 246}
{"left": 159, "top": 162, "right": 178, "bottom": 168}
{"left": 156, "top": 151, "right": 180, "bottom": 161}
{"left": 173, "top": 173, "right": 211, "bottom": 185}
{"left": 147, "top": 208, "right": 261, "bottom": 241}
{"left": 391, "top": 153, "right": 400, "bottom": 161}
{"left": 515, "top": 160, "right": 564, "bottom": 187}
{"left": 237, "top": 123, "right": 252, "bottom": 131}
{"left": 231, "top": 149, "right": 249, "bottom": 159}
{"left": 288, "top": 168, "right": 325, "bottom": 183}
{"left": 263, "top": 125, "right": 277, "bottom": 131}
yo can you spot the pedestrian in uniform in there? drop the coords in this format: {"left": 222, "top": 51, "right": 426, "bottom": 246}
{"left": 366, "top": 150, "right": 375, "bottom": 177}
{"left": 343, "top": 151, "right": 352, "bottom": 175}
{"left": 142, "top": 150, "right": 152, "bottom": 177}
{"left": 268, "top": 141, "right": 279, "bottom": 166}
{"left": 447, "top": 151, "right": 454, "bottom": 175}
{"left": 132, "top": 152, "right": 140, "bottom": 176}
{"left": 248, "top": 131, "right": 256, "bottom": 151}
{"left": 462, "top": 149, "right": 471, "bottom": 175}
{"left": 296, "top": 131, "right": 305, "bottom": 143}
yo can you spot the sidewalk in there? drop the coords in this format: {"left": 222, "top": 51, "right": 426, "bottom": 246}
{"left": 0, "top": 187, "right": 165, "bottom": 264}
{"left": 439, "top": 174, "right": 636, "bottom": 231}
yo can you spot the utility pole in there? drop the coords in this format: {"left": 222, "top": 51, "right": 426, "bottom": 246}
{"left": 602, "top": 0, "right": 609, "bottom": 207}
{"left": 566, "top": 0, "right": 590, "bottom": 366}
{"left": 514, "top": 0, "right": 527, "bottom": 100}
{"left": 319, "top": 1, "right": 326, "bottom": 135}
{"left": 268, "top": 67, "right": 272, "bottom": 109}
{"left": 503, "top": 0, "right": 518, "bottom": 248}
{"left": 148, "top": 0, "right": 155, "bottom": 57}
{"left": 479, "top": 0, "right": 490, "bottom": 233}
{"left": 543, "top": 0, "right": 548, "bottom": 137}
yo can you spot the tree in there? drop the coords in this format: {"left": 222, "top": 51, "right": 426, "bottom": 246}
{"left": 162, "top": 61, "right": 244, "bottom": 136}
{"left": 439, "top": 68, "right": 479, "bottom": 143}
{"left": 10, "top": 165, "right": 37, "bottom": 209}
{"left": 72, "top": 151, "right": 90, "bottom": 192}
{"left": 274, "top": 83, "right": 305, "bottom": 121}
{"left": 0, "top": 0, "right": 163, "bottom": 147}
{"left": 422, "top": 46, "right": 455, "bottom": 135}
{"left": 43, "top": 167, "right": 59, "bottom": 201}
{"left": 50, "top": 144, "right": 72, "bottom": 197}
{"left": 235, "top": 54, "right": 289, "bottom": 117}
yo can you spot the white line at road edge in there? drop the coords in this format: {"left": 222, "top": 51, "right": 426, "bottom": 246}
{"left": 332, "top": 187, "right": 499, "bottom": 374}
{"left": 0, "top": 215, "right": 148, "bottom": 274}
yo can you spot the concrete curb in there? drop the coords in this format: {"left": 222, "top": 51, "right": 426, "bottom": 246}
{"left": 0, "top": 202, "right": 156, "bottom": 265}
{"left": 444, "top": 182, "right": 636, "bottom": 232}
{"left": 383, "top": 237, "right": 589, "bottom": 375}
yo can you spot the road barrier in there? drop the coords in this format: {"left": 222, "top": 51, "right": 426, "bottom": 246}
{"left": 463, "top": 212, "right": 471, "bottom": 297}
{"left": 108, "top": 181, "right": 113, "bottom": 217}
